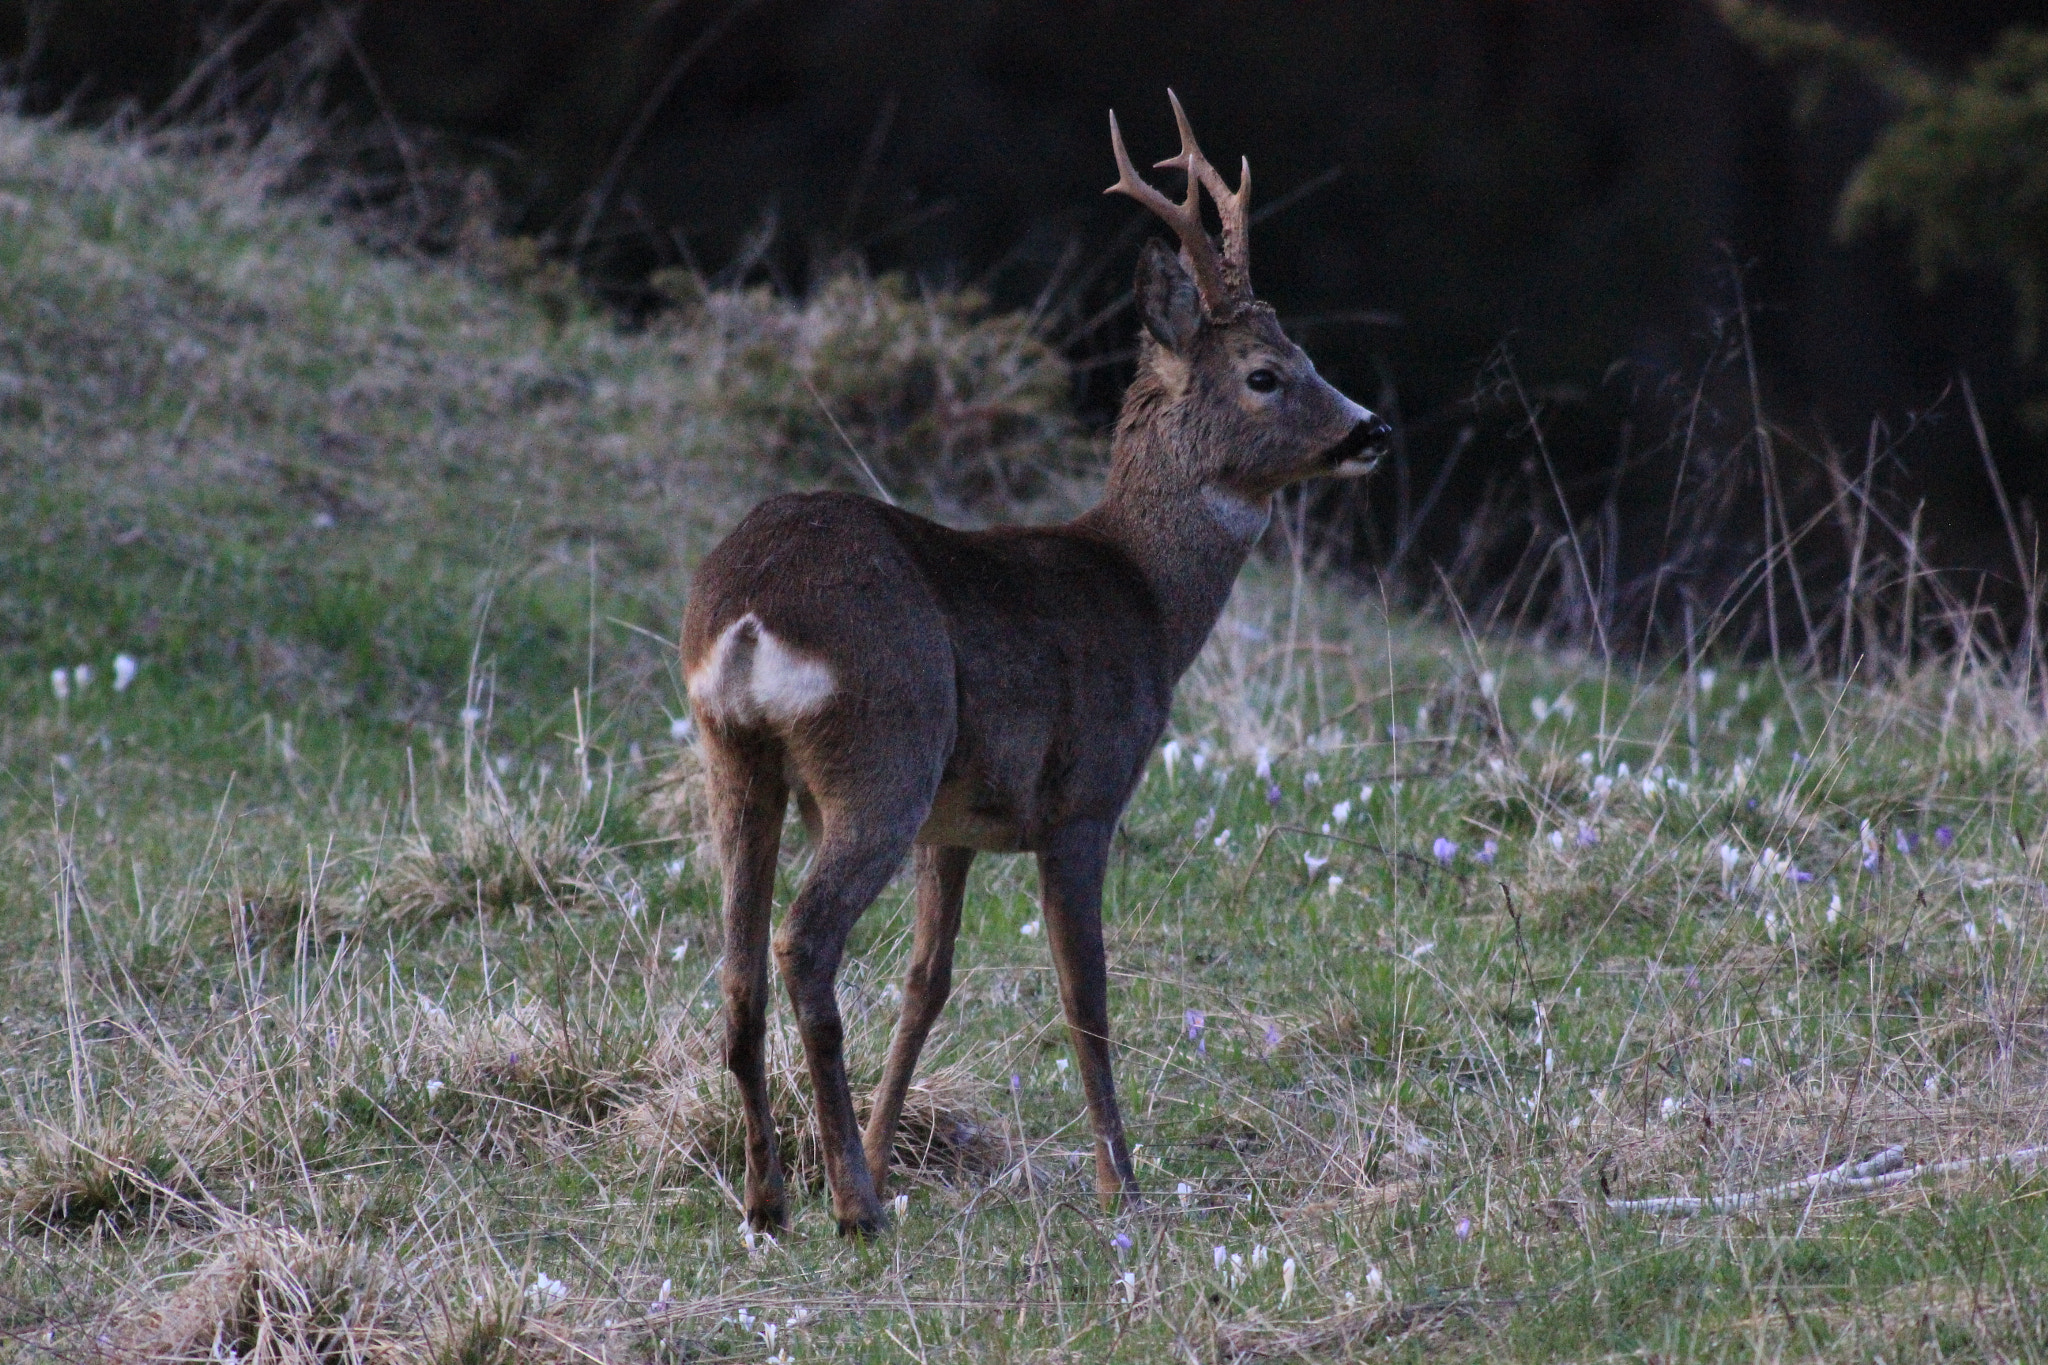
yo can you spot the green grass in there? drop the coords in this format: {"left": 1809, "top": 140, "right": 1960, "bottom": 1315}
{"left": 5, "top": 114, "right": 2048, "bottom": 1364}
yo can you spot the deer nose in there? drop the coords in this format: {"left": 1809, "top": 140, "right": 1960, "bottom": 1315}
{"left": 1357, "top": 412, "right": 1394, "bottom": 455}
{"left": 1320, "top": 410, "right": 1394, "bottom": 472}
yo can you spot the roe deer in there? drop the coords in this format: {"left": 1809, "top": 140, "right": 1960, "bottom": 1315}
{"left": 683, "top": 93, "right": 1390, "bottom": 1236}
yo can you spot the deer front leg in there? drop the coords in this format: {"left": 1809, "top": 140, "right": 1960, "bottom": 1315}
{"left": 1037, "top": 818, "right": 1141, "bottom": 1208}
{"left": 706, "top": 736, "right": 790, "bottom": 1232}
{"left": 863, "top": 845, "right": 974, "bottom": 1195}
{"left": 776, "top": 830, "right": 913, "bottom": 1238}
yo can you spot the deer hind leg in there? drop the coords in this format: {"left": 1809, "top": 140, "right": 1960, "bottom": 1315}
{"left": 775, "top": 822, "right": 919, "bottom": 1238}
{"left": 863, "top": 844, "right": 974, "bottom": 1195}
{"left": 703, "top": 728, "right": 790, "bottom": 1232}
{"left": 1038, "top": 818, "right": 1142, "bottom": 1208}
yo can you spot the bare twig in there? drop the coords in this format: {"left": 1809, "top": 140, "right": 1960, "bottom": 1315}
{"left": 1605, "top": 1143, "right": 2048, "bottom": 1215}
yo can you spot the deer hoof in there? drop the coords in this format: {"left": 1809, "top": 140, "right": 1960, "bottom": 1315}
{"left": 835, "top": 1208, "right": 891, "bottom": 1240}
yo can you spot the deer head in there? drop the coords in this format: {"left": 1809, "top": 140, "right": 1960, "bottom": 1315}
{"left": 1106, "top": 92, "right": 1387, "bottom": 508}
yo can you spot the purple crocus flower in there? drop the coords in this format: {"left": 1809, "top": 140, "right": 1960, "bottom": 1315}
{"left": 1112, "top": 1231, "right": 1133, "bottom": 1255}
{"left": 1264, "top": 1022, "right": 1283, "bottom": 1051}
{"left": 1935, "top": 826, "right": 1954, "bottom": 850}
{"left": 1432, "top": 836, "right": 1459, "bottom": 865}
{"left": 1010, "top": 1073, "right": 1022, "bottom": 1094}
{"left": 1185, "top": 1008, "right": 1207, "bottom": 1055}
{"left": 1576, "top": 823, "right": 1599, "bottom": 848}
{"left": 1862, "top": 850, "right": 1881, "bottom": 872}
{"left": 1896, "top": 828, "right": 1919, "bottom": 856}
{"left": 1265, "top": 782, "right": 1284, "bottom": 807}
{"left": 1455, "top": 1217, "right": 1472, "bottom": 1242}
{"left": 1477, "top": 839, "right": 1499, "bottom": 866}
{"left": 1790, "top": 868, "right": 1814, "bottom": 884}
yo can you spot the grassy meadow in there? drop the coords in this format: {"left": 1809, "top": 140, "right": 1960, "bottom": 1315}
{"left": 5, "top": 114, "right": 2048, "bottom": 1364}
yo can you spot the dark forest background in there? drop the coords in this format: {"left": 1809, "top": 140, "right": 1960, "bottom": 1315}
{"left": 6, "top": 0, "right": 2046, "bottom": 660}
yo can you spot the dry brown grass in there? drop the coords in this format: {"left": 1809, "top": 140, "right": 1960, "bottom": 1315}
{"left": 621, "top": 1019, "right": 1012, "bottom": 1191}
{"left": 108, "top": 1225, "right": 408, "bottom": 1365}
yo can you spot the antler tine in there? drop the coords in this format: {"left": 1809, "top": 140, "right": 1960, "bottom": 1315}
{"left": 1105, "top": 105, "right": 1232, "bottom": 315}
{"left": 1158, "top": 89, "right": 1252, "bottom": 302}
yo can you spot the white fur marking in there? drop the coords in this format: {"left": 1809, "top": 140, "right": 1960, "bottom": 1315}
{"left": 686, "top": 613, "right": 835, "bottom": 725}
{"left": 748, "top": 625, "right": 835, "bottom": 721}
{"left": 1202, "top": 486, "right": 1273, "bottom": 543}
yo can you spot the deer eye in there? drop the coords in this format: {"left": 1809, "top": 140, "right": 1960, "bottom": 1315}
{"left": 1245, "top": 368, "right": 1280, "bottom": 393}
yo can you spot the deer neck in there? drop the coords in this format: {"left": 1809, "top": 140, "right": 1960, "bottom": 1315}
{"left": 1080, "top": 427, "right": 1267, "bottom": 681}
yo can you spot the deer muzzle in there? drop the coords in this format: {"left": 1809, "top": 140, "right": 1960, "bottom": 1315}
{"left": 1321, "top": 412, "right": 1393, "bottom": 476}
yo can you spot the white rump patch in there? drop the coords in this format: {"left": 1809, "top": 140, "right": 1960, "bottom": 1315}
{"left": 686, "top": 612, "right": 836, "bottom": 726}
{"left": 1202, "top": 486, "right": 1273, "bottom": 543}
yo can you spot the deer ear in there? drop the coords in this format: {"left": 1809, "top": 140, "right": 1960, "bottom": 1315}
{"left": 1135, "top": 238, "right": 1203, "bottom": 354}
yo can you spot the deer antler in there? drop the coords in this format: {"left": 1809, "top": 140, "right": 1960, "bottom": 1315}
{"left": 1105, "top": 90, "right": 1253, "bottom": 318}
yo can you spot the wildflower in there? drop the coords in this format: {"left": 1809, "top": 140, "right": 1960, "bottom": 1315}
{"left": 1185, "top": 1009, "right": 1207, "bottom": 1055}
{"left": 1698, "top": 667, "right": 1718, "bottom": 693}
{"left": 1331, "top": 799, "right": 1352, "bottom": 825}
{"left": 1056, "top": 1057, "right": 1070, "bottom": 1087}
{"left": 1252, "top": 1243, "right": 1269, "bottom": 1271}
{"left": 1111, "top": 1231, "right": 1133, "bottom": 1257}
{"left": 1010, "top": 1073, "right": 1022, "bottom": 1095}
{"left": 1660, "top": 1096, "right": 1681, "bottom": 1120}
{"left": 1264, "top": 1023, "right": 1283, "bottom": 1051}
{"left": 1575, "top": 823, "right": 1598, "bottom": 848}
{"left": 1304, "top": 851, "right": 1329, "bottom": 874}
{"left": 1327, "top": 874, "right": 1343, "bottom": 894}
{"left": 1365, "top": 1265, "right": 1386, "bottom": 1298}
{"left": 1455, "top": 1217, "right": 1472, "bottom": 1241}
{"left": 1176, "top": 1181, "right": 1194, "bottom": 1206}
{"left": 1255, "top": 746, "right": 1273, "bottom": 780}
{"left": 1548, "top": 830, "right": 1566, "bottom": 851}
{"left": 1191, "top": 749, "right": 1209, "bottom": 774}
{"left": 651, "top": 1278, "right": 673, "bottom": 1312}
{"left": 1964, "top": 920, "right": 1981, "bottom": 945}
{"left": 1161, "top": 739, "right": 1182, "bottom": 775}
{"left": 1935, "top": 825, "right": 1955, "bottom": 850}
{"left": 459, "top": 706, "right": 482, "bottom": 728}
{"left": 1827, "top": 894, "right": 1841, "bottom": 924}
{"left": 1266, "top": 782, "right": 1283, "bottom": 807}
{"left": 1592, "top": 774, "right": 1613, "bottom": 798}
{"left": 1479, "top": 670, "right": 1498, "bottom": 698}
{"left": 1578, "top": 751, "right": 1594, "bottom": 767}
{"left": 1019, "top": 918, "right": 1041, "bottom": 937}
{"left": 1214, "top": 1245, "right": 1228, "bottom": 1272}
{"left": 1360, "top": 783, "right": 1374, "bottom": 802}
{"left": 1862, "top": 849, "right": 1881, "bottom": 872}
{"left": 1789, "top": 868, "right": 1814, "bottom": 884}
{"left": 1281, "top": 1257, "right": 1298, "bottom": 1305}
{"left": 1432, "top": 836, "right": 1458, "bottom": 864}
{"left": 1119, "top": 1269, "right": 1137, "bottom": 1303}
{"left": 1530, "top": 696, "right": 1550, "bottom": 721}
{"left": 1477, "top": 839, "right": 1499, "bottom": 866}
{"left": 526, "top": 1271, "right": 568, "bottom": 1309}
{"left": 112, "top": 653, "right": 137, "bottom": 691}
{"left": 892, "top": 1192, "right": 909, "bottom": 1217}
{"left": 670, "top": 938, "right": 690, "bottom": 963}
{"left": 669, "top": 714, "right": 692, "bottom": 741}
{"left": 71, "top": 664, "right": 92, "bottom": 691}
{"left": 1212, "top": 829, "right": 1232, "bottom": 850}
{"left": 49, "top": 668, "right": 68, "bottom": 702}
{"left": 1896, "top": 828, "right": 1919, "bottom": 856}
{"left": 425, "top": 1078, "right": 445, "bottom": 1098}
{"left": 1303, "top": 770, "right": 1321, "bottom": 790}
